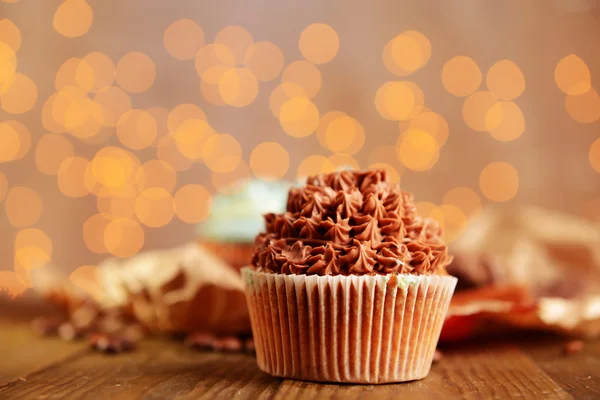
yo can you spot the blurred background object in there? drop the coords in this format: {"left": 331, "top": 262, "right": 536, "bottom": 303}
{"left": 1, "top": 0, "right": 600, "bottom": 295}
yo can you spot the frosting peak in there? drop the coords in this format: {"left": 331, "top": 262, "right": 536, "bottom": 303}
{"left": 252, "top": 170, "right": 452, "bottom": 276}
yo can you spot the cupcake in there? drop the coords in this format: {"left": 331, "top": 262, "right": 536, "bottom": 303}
{"left": 197, "top": 180, "right": 290, "bottom": 270}
{"left": 242, "top": 169, "right": 457, "bottom": 384}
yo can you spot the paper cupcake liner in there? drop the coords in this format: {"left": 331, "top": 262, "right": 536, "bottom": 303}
{"left": 242, "top": 268, "right": 457, "bottom": 384}
{"left": 199, "top": 240, "right": 255, "bottom": 271}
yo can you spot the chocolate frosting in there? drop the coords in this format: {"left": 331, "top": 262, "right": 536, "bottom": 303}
{"left": 252, "top": 170, "right": 453, "bottom": 276}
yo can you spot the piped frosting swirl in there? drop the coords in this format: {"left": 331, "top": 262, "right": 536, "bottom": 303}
{"left": 251, "top": 170, "right": 452, "bottom": 276}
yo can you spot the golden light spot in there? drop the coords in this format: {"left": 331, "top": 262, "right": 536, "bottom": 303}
{"left": 565, "top": 87, "right": 600, "bottom": 124}
{"left": 297, "top": 155, "right": 335, "bottom": 179}
{"left": 156, "top": 135, "right": 195, "bottom": 172}
{"left": 172, "top": 118, "right": 215, "bottom": 161}
{"left": 485, "top": 101, "right": 525, "bottom": 141}
{"left": 52, "top": 86, "right": 86, "bottom": 126}
{"left": 328, "top": 154, "right": 360, "bottom": 171}
{"left": 35, "top": 134, "right": 74, "bottom": 175}
{"left": 69, "top": 265, "right": 102, "bottom": 300}
{"left": 407, "top": 111, "right": 449, "bottom": 147}
{"left": 95, "top": 186, "right": 136, "bottom": 218}
{"left": 383, "top": 30, "right": 431, "bottom": 76}
{"left": 486, "top": 60, "right": 525, "bottom": 100}
{"left": 250, "top": 142, "right": 289, "bottom": 181}
{"left": 1, "top": 73, "right": 37, "bottom": 114}
{"left": 83, "top": 52, "right": 115, "bottom": 92}
{"left": 0, "top": 122, "right": 20, "bottom": 162}
{"left": 281, "top": 60, "right": 321, "bottom": 98}
{"left": 135, "top": 188, "right": 174, "bottom": 228}
{"left": 83, "top": 213, "right": 112, "bottom": 253}
{"left": 174, "top": 184, "right": 212, "bottom": 223}
{"left": 463, "top": 91, "right": 500, "bottom": 132}
{"left": 194, "top": 44, "right": 235, "bottom": 78}
{"left": 316, "top": 111, "right": 345, "bottom": 149}
{"left": 0, "top": 172, "right": 7, "bottom": 201}
{"left": 86, "top": 147, "right": 141, "bottom": 195}
{"left": 94, "top": 86, "right": 131, "bottom": 127}
{"left": 200, "top": 79, "right": 226, "bottom": 106}
{"left": 298, "top": 23, "right": 339, "bottom": 65}
{"left": 590, "top": 138, "right": 600, "bottom": 173}
{"left": 368, "top": 162, "right": 400, "bottom": 183}
{"left": 63, "top": 96, "right": 104, "bottom": 138}
{"left": 58, "top": 156, "right": 90, "bottom": 198}
{"left": 202, "top": 133, "right": 242, "bottom": 173}
{"left": 5, "top": 186, "right": 43, "bottom": 228}
{"left": 104, "top": 218, "right": 144, "bottom": 258}
{"left": 15, "top": 228, "right": 52, "bottom": 270}
{"left": 219, "top": 67, "right": 259, "bottom": 107}
{"left": 214, "top": 26, "right": 253, "bottom": 65}
{"left": 41, "top": 94, "right": 65, "bottom": 134}
{"left": 164, "top": 19, "right": 204, "bottom": 61}
{"left": 442, "top": 187, "right": 481, "bottom": 217}
{"left": 555, "top": 54, "right": 591, "bottom": 95}
{"left": 324, "top": 115, "right": 365, "bottom": 155}
{"left": 211, "top": 161, "right": 252, "bottom": 195}
{"left": 55, "top": 58, "right": 86, "bottom": 90}
{"left": 415, "top": 201, "right": 438, "bottom": 219}
{"left": 396, "top": 129, "right": 440, "bottom": 171}
{"left": 5, "top": 120, "right": 30, "bottom": 161}
{"left": 269, "top": 82, "right": 307, "bottom": 117}
{"left": 0, "top": 46, "right": 17, "bottom": 90}
{"left": 279, "top": 97, "right": 320, "bottom": 138}
{"left": 432, "top": 204, "right": 468, "bottom": 242}
{"left": 116, "top": 52, "right": 155, "bottom": 93}
{"left": 167, "top": 103, "right": 206, "bottom": 133}
{"left": 375, "top": 81, "right": 424, "bottom": 121}
{"left": 136, "top": 159, "right": 177, "bottom": 193}
{"left": 116, "top": 109, "right": 157, "bottom": 150}
{"left": 53, "top": 0, "right": 93, "bottom": 38}
{"left": 0, "top": 19, "right": 21, "bottom": 52}
{"left": 479, "top": 162, "right": 519, "bottom": 202}
{"left": 147, "top": 107, "right": 169, "bottom": 144}
{"left": 244, "top": 41, "right": 284, "bottom": 82}
{"left": 0, "top": 271, "right": 26, "bottom": 298}
{"left": 442, "top": 56, "right": 482, "bottom": 97}
{"left": 582, "top": 198, "right": 600, "bottom": 222}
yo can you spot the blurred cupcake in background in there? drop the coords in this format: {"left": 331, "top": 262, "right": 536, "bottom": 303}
{"left": 197, "top": 179, "right": 291, "bottom": 270}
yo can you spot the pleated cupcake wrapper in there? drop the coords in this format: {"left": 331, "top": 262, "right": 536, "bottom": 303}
{"left": 242, "top": 268, "right": 457, "bottom": 384}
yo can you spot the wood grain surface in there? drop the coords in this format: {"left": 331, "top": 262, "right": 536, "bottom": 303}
{"left": 0, "top": 302, "right": 598, "bottom": 399}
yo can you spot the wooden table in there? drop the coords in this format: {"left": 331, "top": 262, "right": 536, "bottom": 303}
{"left": 1, "top": 302, "right": 599, "bottom": 400}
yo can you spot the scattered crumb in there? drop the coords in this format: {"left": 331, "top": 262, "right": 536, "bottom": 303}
{"left": 88, "top": 332, "right": 135, "bottom": 354}
{"left": 563, "top": 340, "right": 584, "bottom": 355}
{"left": 18, "top": 376, "right": 26, "bottom": 382}
{"left": 433, "top": 349, "right": 443, "bottom": 363}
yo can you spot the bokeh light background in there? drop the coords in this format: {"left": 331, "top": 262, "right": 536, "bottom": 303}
{"left": 1, "top": 0, "right": 600, "bottom": 296}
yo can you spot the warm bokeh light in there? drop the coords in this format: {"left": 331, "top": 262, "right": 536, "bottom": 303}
{"left": 136, "top": 160, "right": 177, "bottom": 193}
{"left": 382, "top": 30, "right": 431, "bottom": 76}
{"left": 35, "top": 134, "right": 74, "bottom": 175}
{"left": 83, "top": 52, "right": 116, "bottom": 92}
{"left": 211, "top": 160, "right": 252, "bottom": 195}
{"left": 83, "top": 213, "right": 112, "bottom": 254}
{"left": 62, "top": 95, "right": 104, "bottom": 139}
{"left": 415, "top": 201, "right": 438, "bottom": 219}
{"left": 297, "top": 155, "right": 335, "bottom": 179}
{"left": 215, "top": 25, "right": 253, "bottom": 65}
{"left": 329, "top": 153, "right": 360, "bottom": 171}
{"left": 565, "top": 87, "right": 600, "bottom": 124}
{"left": 281, "top": 60, "right": 321, "bottom": 99}
{"left": 299, "top": 23, "right": 339, "bottom": 65}
{"left": 463, "top": 91, "right": 500, "bottom": 132}
{"left": 442, "top": 187, "right": 482, "bottom": 217}
{"left": 442, "top": 56, "right": 482, "bottom": 97}
{"left": 1, "top": 73, "right": 37, "bottom": 114}
{"left": 485, "top": 101, "right": 525, "bottom": 141}
{"left": 15, "top": 228, "right": 53, "bottom": 270}
{"left": 555, "top": 54, "right": 591, "bottom": 95}
{"left": 104, "top": 217, "right": 145, "bottom": 258}
{"left": 250, "top": 142, "right": 290, "bottom": 181}
{"left": 324, "top": 114, "right": 365, "bottom": 154}
{"left": 367, "top": 144, "right": 402, "bottom": 172}
{"left": 244, "top": 41, "right": 284, "bottom": 82}
{"left": 486, "top": 60, "right": 525, "bottom": 100}
{"left": 194, "top": 44, "right": 235, "bottom": 78}
{"left": 218, "top": 67, "right": 259, "bottom": 107}
{"left": 0, "top": 121, "right": 20, "bottom": 162}
{"left": 368, "top": 162, "right": 400, "bottom": 183}
{"left": 69, "top": 265, "right": 102, "bottom": 300}
{"left": 375, "top": 81, "right": 424, "bottom": 121}
{"left": 58, "top": 156, "right": 91, "bottom": 198}
{"left": 147, "top": 107, "right": 170, "bottom": 144}
{"left": 156, "top": 135, "right": 195, "bottom": 172}
{"left": 0, "top": 19, "right": 21, "bottom": 53}
{"left": 167, "top": 103, "right": 207, "bottom": 132}
{"left": 0, "top": 172, "right": 7, "bottom": 201}
{"left": 590, "top": 138, "right": 600, "bottom": 173}
{"left": 432, "top": 204, "right": 468, "bottom": 242}
{"left": 5, "top": 186, "right": 43, "bottom": 228}
{"left": 96, "top": 187, "right": 137, "bottom": 218}
{"left": 479, "top": 161, "right": 519, "bottom": 202}
{"left": 201, "top": 133, "right": 242, "bottom": 173}
{"left": 86, "top": 147, "right": 141, "bottom": 195}
{"left": 407, "top": 111, "right": 450, "bottom": 147}
{"left": 396, "top": 129, "right": 440, "bottom": 171}
{"left": 116, "top": 52, "right": 156, "bottom": 93}
{"left": 135, "top": 188, "right": 174, "bottom": 228}
{"left": 53, "top": 0, "right": 93, "bottom": 38}
{"left": 94, "top": 86, "right": 132, "bottom": 127}
{"left": 278, "top": 97, "right": 320, "bottom": 138}
{"left": 116, "top": 109, "right": 158, "bottom": 150}
{"left": 172, "top": 119, "right": 215, "bottom": 161}
{"left": 174, "top": 184, "right": 212, "bottom": 223}
{"left": 0, "top": 271, "right": 26, "bottom": 298}
{"left": 269, "top": 82, "right": 307, "bottom": 117}
{"left": 164, "top": 19, "right": 205, "bottom": 61}
{"left": 55, "top": 58, "right": 88, "bottom": 91}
